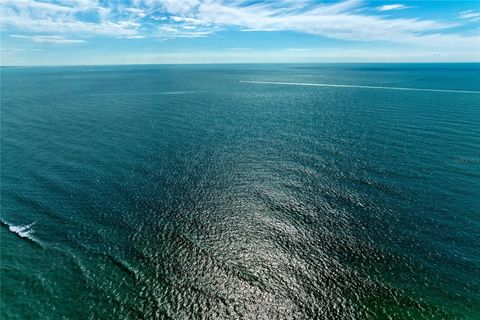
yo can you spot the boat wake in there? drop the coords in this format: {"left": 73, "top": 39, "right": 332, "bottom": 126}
{"left": 89, "top": 91, "right": 207, "bottom": 96}
{"left": 239, "top": 80, "right": 480, "bottom": 94}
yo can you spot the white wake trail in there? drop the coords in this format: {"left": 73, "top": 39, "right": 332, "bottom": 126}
{"left": 239, "top": 80, "right": 480, "bottom": 94}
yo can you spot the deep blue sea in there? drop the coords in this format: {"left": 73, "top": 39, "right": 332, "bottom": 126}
{"left": 1, "top": 64, "right": 479, "bottom": 319}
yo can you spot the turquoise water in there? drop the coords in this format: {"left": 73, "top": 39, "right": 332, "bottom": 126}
{"left": 1, "top": 64, "right": 479, "bottom": 319}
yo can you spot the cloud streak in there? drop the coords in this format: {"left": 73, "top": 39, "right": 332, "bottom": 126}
{"left": 376, "top": 4, "right": 408, "bottom": 12}
{"left": 0, "top": 0, "right": 478, "bottom": 50}
{"left": 10, "top": 35, "right": 87, "bottom": 44}
{"left": 1, "top": 0, "right": 138, "bottom": 36}
{"left": 458, "top": 10, "right": 480, "bottom": 21}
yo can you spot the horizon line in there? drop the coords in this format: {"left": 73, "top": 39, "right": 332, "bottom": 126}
{"left": 2, "top": 61, "right": 480, "bottom": 68}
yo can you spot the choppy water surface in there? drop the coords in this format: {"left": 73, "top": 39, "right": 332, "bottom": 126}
{"left": 1, "top": 64, "right": 479, "bottom": 319}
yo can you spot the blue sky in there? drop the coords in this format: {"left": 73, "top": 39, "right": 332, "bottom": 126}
{"left": 1, "top": 0, "right": 479, "bottom": 65}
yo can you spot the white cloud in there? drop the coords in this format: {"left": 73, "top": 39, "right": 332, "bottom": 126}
{"left": 161, "top": 1, "right": 471, "bottom": 48}
{"left": 458, "top": 10, "right": 480, "bottom": 21}
{"left": 156, "top": 23, "right": 220, "bottom": 39}
{"left": 376, "top": 4, "right": 408, "bottom": 12}
{"left": 0, "top": 0, "right": 478, "bottom": 51}
{"left": 1, "top": 48, "right": 44, "bottom": 54}
{"left": 141, "top": 0, "right": 473, "bottom": 49}
{"left": 10, "top": 35, "right": 87, "bottom": 44}
{"left": 122, "top": 35, "right": 147, "bottom": 39}
{"left": 0, "top": 0, "right": 138, "bottom": 36}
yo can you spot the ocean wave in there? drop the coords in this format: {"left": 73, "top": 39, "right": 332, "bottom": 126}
{"left": 1, "top": 220, "right": 43, "bottom": 246}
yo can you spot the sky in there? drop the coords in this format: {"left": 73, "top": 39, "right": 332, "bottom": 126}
{"left": 1, "top": 0, "right": 479, "bottom": 65}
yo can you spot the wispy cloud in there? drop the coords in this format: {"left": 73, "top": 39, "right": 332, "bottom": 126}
{"left": 376, "top": 4, "right": 409, "bottom": 12}
{"left": 0, "top": 0, "right": 477, "bottom": 50}
{"left": 1, "top": 48, "right": 44, "bottom": 54}
{"left": 10, "top": 35, "right": 87, "bottom": 44}
{"left": 155, "top": 15, "right": 221, "bottom": 39}
{"left": 135, "top": 0, "right": 474, "bottom": 48}
{"left": 0, "top": 0, "right": 138, "bottom": 36}
{"left": 458, "top": 10, "right": 480, "bottom": 21}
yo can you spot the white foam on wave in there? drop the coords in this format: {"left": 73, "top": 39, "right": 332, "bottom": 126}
{"left": 8, "top": 221, "right": 36, "bottom": 238}
{"left": 239, "top": 80, "right": 480, "bottom": 94}
{"left": 1, "top": 220, "right": 42, "bottom": 245}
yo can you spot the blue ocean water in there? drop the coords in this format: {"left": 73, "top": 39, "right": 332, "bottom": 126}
{"left": 1, "top": 64, "right": 479, "bottom": 319}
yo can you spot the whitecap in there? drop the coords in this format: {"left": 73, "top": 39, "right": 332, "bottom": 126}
{"left": 1, "top": 220, "right": 42, "bottom": 246}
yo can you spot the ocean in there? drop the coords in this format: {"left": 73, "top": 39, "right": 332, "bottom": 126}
{"left": 1, "top": 64, "right": 479, "bottom": 319}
